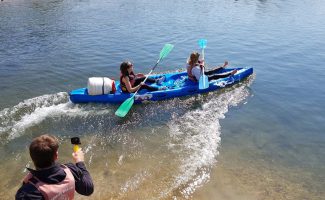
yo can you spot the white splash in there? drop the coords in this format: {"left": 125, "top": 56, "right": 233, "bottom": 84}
{"left": 119, "top": 170, "right": 150, "bottom": 194}
{"left": 0, "top": 92, "right": 113, "bottom": 141}
{"left": 163, "top": 84, "right": 252, "bottom": 199}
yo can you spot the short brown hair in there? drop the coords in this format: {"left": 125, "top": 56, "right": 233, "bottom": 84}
{"left": 29, "top": 134, "right": 59, "bottom": 168}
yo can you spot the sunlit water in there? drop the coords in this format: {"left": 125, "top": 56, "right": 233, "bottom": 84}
{"left": 1, "top": 0, "right": 325, "bottom": 199}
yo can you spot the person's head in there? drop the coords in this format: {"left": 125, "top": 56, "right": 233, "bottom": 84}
{"left": 187, "top": 51, "right": 200, "bottom": 66}
{"left": 120, "top": 61, "right": 134, "bottom": 76}
{"left": 29, "top": 134, "right": 59, "bottom": 169}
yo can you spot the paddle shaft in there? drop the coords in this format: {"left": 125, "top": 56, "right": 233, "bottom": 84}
{"left": 202, "top": 48, "right": 205, "bottom": 60}
{"left": 201, "top": 46, "right": 205, "bottom": 74}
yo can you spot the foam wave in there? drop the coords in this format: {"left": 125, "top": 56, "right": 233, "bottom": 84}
{"left": 0, "top": 92, "right": 68, "bottom": 140}
{"left": 0, "top": 92, "right": 119, "bottom": 142}
{"left": 164, "top": 83, "right": 252, "bottom": 198}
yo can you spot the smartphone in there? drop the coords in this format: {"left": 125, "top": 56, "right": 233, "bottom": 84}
{"left": 70, "top": 137, "right": 81, "bottom": 145}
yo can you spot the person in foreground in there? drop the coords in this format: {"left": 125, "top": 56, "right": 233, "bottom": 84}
{"left": 120, "top": 61, "right": 166, "bottom": 93}
{"left": 186, "top": 51, "right": 237, "bottom": 82}
{"left": 15, "top": 134, "right": 94, "bottom": 200}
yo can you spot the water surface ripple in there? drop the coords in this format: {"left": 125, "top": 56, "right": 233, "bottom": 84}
{"left": 1, "top": 0, "right": 324, "bottom": 199}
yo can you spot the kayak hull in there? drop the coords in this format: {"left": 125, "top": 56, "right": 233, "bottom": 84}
{"left": 69, "top": 67, "right": 253, "bottom": 104}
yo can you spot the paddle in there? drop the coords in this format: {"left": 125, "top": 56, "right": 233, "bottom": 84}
{"left": 115, "top": 44, "right": 174, "bottom": 117}
{"left": 198, "top": 39, "right": 209, "bottom": 90}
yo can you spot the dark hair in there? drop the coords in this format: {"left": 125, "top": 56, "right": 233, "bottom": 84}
{"left": 29, "top": 134, "right": 59, "bottom": 169}
{"left": 120, "top": 61, "right": 132, "bottom": 77}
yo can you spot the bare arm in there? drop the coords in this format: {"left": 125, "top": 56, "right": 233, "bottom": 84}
{"left": 122, "top": 76, "right": 142, "bottom": 93}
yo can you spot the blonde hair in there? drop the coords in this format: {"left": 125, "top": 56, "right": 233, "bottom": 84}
{"left": 187, "top": 51, "right": 200, "bottom": 66}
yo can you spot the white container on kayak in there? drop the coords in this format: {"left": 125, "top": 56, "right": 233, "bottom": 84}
{"left": 87, "top": 77, "right": 116, "bottom": 95}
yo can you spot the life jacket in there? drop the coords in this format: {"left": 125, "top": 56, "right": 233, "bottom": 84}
{"left": 186, "top": 64, "right": 198, "bottom": 82}
{"left": 187, "top": 61, "right": 204, "bottom": 82}
{"left": 23, "top": 165, "right": 75, "bottom": 200}
{"left": 120, "top": 71, "right": 135, "bottom": 92}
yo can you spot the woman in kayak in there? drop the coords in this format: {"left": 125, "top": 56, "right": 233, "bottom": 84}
{"left": 186, "top": 51, "right": 237, "bottom": 82}
{"left": 120, "top": 61, "right": 166, "bottom": 93}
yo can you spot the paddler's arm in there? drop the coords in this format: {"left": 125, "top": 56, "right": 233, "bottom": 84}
{"left": 123, "top": 76, "right": 142, "bottom": 93}
{"left": 66, "top": 148, "right": 94, "bottom": 196}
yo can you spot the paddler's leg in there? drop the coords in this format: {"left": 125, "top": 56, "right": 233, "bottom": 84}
{"left": 205, "top": 61, "right": 229, "bottom": 75}
{"left": 140, "top": 84, "right": 159, "bottom": 91}
{"left": 207, "top": 69, "right": 237, "bottom": 81}
{"left": 205, "top": 67, "right": 223, "bottom": 75}
{"left": 135, "top": 77, "right": 156, "bottom": 84}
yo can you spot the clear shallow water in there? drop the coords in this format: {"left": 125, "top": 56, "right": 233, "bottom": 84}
{"left": 1, "top": 0, "right": 325, "bottom": 199}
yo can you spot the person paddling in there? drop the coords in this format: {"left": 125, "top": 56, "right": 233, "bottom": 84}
{"left": 186, "top": 51, "right": 237, "bottom": 82}
{"left": 120, "top": 61, "right": 166, "bottom": 93}
{"left": 15, "top": 134, "right": 94, "bottom": 200}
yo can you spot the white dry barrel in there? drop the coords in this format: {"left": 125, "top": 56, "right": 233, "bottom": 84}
{"left": 87, "top": 77, "right": 115, "bottom": 95}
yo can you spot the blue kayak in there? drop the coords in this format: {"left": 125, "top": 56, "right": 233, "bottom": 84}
{"left": 69, "top": 67, "right": 253, "bottom": 104}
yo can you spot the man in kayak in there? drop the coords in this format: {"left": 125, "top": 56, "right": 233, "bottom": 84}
{"left": 16, "top": 134, "right": 94, "bottom": 200}
{"left": 120, "top": 61, "right": 166, "bottom": 93}
{"left": 186, "top": 51, "right": 237, "bottom": 82}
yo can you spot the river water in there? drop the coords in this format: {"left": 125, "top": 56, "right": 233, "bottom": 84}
{"left": 1, "top": 0, "right": 324, "bottom": 199}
